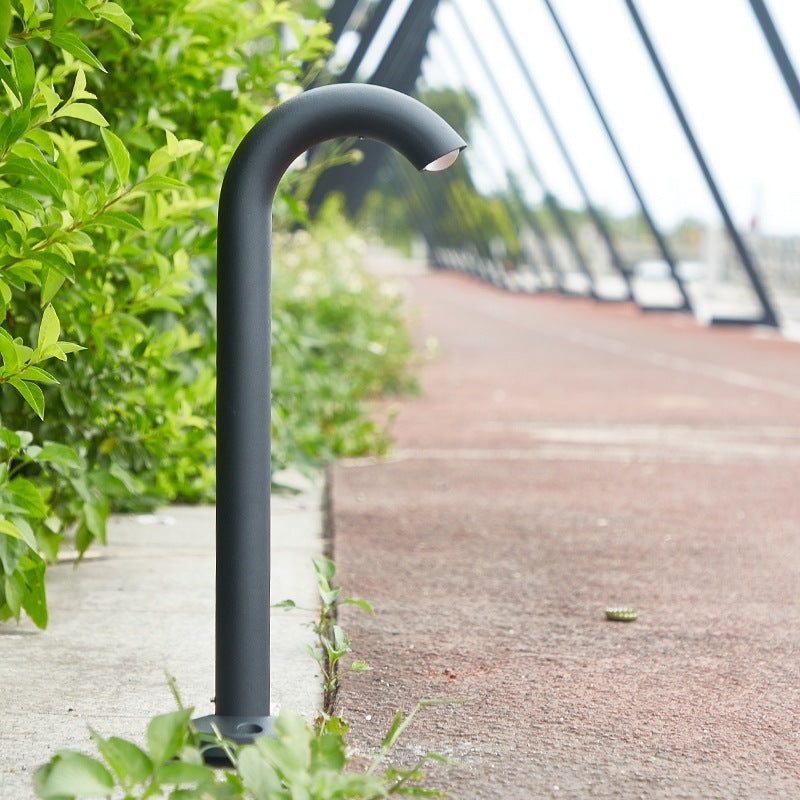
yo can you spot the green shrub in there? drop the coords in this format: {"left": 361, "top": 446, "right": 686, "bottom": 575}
{"left": 1, "top": 0, "right": 221, "bottom": 627}
{"left": 272, "top": 198, "right": 417, "bottom": 473}
{"left": 0, "top": 1, "right": 416, "bottom": 628}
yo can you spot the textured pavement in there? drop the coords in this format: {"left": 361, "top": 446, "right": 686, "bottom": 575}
{"left": 0, "top": 476, "right": 324, "bottom": 799}
{"left": 331, "top": 265, "right": 800, "bottom": 799}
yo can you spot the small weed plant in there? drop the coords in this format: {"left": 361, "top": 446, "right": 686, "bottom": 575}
{"left": 312, "top": 555, "right": 374, "bottom": 711}
{"left": 34, "top": 567, "right": 456, "bottom": 799}
{"left": 34, "top": 699, "right": 453, "bottom": 800}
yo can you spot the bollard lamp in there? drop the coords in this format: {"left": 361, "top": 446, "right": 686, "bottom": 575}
{"left": 193, "top": 84, "right": 465, "bottom": 756}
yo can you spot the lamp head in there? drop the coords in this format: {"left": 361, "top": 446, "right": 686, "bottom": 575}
{"left": 424, "top": 148, "right": 462, "bottom": 172}
{"left": 223, "top": 84, "right": 466, "bottom": 198}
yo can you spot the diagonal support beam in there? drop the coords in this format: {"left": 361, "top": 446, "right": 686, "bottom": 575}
{"left": 541, "top": 0, "right": 693, "bottom": 313}
{"left": 484, "top": 0, "right": 633, "bottom": 299}
{"left": 625, "top": 0, "right": 779, "bottom": 327}
{"left": 748, "top": 0, "right": 800, "bottom": 118}
{"left": 447, "top": 0, "right": 599, "bottom": 297}
{"left": 431, "top": 33, "right": 569, "bottom": 290}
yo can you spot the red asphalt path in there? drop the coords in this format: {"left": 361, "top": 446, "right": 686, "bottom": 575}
{"left": 330, "top": 266, "right": 800, "bottom": 799}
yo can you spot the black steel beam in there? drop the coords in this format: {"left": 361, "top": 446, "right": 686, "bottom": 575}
{"left": 430, "top": 35, "right": 567, "bottom": 290}
{"left": 309, "top": 0, "right": 440, "bottom": 215}
{"left": 625, "top": 0, "right": 779, "bottom": 327}
{"left": 448, "top": 0, "right": 598, "bottom": 297}
{"left": 541, "top": 0, "right": 693, "bottom": 314}
{"left": 748, "top": 0, "right": 800, "bottom": 118}
{"left": 484, "top": 0, "right": 632, "bottom": 299}
{"left": 325, "top": 0, "right": 360, "bottom": 44}
{"left": 338, "top": 0, "right": 394, "bottom": 83}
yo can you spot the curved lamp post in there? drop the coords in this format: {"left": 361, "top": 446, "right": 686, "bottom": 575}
{"left": 193, "top": 84, "right": 465, "bottom": 751}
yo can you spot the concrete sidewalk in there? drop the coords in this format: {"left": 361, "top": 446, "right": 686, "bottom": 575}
{"left": 0, "top": 474, "right": 324, "bottom": 799}
{"left": 331, "top": 263, "right": 800, "bottom": 799}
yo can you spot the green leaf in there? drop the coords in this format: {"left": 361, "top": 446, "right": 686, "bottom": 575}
{"left": 342, "top": 596, "right": 374, "bottom": 613}
{"left": 23, "top": 157, "right": 72, "bottom": 199}
{"left": 40, "top": 268, "right": 66, "bottom": 306}
{"left": 82, "top": 501, "right": 107, "bottom": 544}
{"left": 310, "top": 730, "right": 346, "bottom": 771}
{"left": 21, "top": 553, "right": 47, "bottom": 628}
{"left": 95, "top": 2, "right": 135, "bottom": 35}
{"left": 0, "top": 1, "right": 11, "bottom": 41}
{"left": 0, "top": 106, "right": 30, "bottom": 153}
{"left": 49, "top": 31, "right": 107, "bottom": 72}
{"left": 4, "top": 571, "right": 25, "bottom": 617}
{"left": 93, "top": 210, "right": 144, "bottom": 231}
{"left": 33, "top": 751, "right": 114, "bottom": 798}
{"left": 17, "top": 365, "right": 59, "bottom": 384}
{"left": 53, "top": 101, "right": 109, "bottom": 127}
{"left": 146, "top": 709, "right": 192, "bottom": 766}
{"left": 18, "top": 0, "right": 34, "bottom": 25}
{"left": 0, "top": 428, "right": 22, "bottom": 450}
{"left": 379, "top": 708, "right": 407, "bottom": 752}
{"left": 52, "top": 0, "right": 95, "bottom": 30}
{"left": 37, "top": 343, "right": 67, "bottom": 362}
{"left": 156, "top": 761, "right": 214, "bottom": 785}
{"left": 53, "top": 0, "right": 78, "bottom": 30}
{"left": 280, "top": 191, "right": 310, "bottom": 226}
{"left": 133, "top": 174, "right": 186, "bottom": 192}
{"left": 37, "top": 304, "right": 60, "bottom": 351}
{"left": 237, "top": 746, "right": 283, "bottom": 800}
{"left": 0, "top": 518, "right": 37, "bottom": 549}
{"left": 15, "top": 429, "right": 33, "bottom": 448}
{"left": 0, "top": 330, "right": 20, "bottom": 371}
{"left": 319, "top": 585, "right": 339, "bottom": 606}
{"left": 147, "top": 145, "right": 174, "bottom": 173}
{"left": 38, "top": 442, "right": 81, "bottom": 468}
{"left": 11, "top": 46, "right": 35, "bottom": 106}
{"left": 54, "top": 341, "right": 84, "bottom": 355}
{"left": 9, "top": 477, "right": 48, "bottom": 518}
{"left": 145, "top": 295, "right": 184, "bottom": 313}
{"left": 0, "top": 279, "right": 12, "bottom": 310}
{"left": 0, "top": 60, "right": 15, "bottom": 100}
{"left": 69, "top": 67, "right": 94, "bottom": 101}
{"left": 38, "top": 82, "right": 63, "bottom": 116}
{"left": 89, "top": 730, "right": 153, "bottom": 785}
{"left": 108, "top": 463, "right": 141, "bottom": 493}
{"left": 0, "top": 188, "right": 43, "bottom": 216}
{"left": 101, "top": 128, "right": 130, "bottom": 186}
{"left": 35, "top": 252, "right": 75, "bottom": 281}
{"left": 9, "top": 379, "right": 45, "bottom": 419}
{"left": 312, "top": 556, "right": 336, "bottom": 582}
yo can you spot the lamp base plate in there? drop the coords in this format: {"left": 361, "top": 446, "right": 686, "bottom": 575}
{"left": 193, "top": 713, "right": 276, "bottom": 764}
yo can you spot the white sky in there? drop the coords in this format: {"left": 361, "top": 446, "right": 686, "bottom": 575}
{"left": 356, "top": 0, "right": 800, "bottom": 236}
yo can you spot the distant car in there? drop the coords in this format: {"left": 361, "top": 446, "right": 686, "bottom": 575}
{"left": 633, "top": 259, "right": 706, "bottom": 282}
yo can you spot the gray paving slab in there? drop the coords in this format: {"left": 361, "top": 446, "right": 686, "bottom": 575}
{"left": 0, "top": 473, "right": 324, "bottom": 799}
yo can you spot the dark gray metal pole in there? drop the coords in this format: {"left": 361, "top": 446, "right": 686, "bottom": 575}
{"left": 193, "top": 84, "right": 465, "bottom": 756}
{"left": 625, "top": 0, "right": 779, "bottom": 327}
{"left": 748, "top": 0, "right": 800, "bottom": 118}
{"left": 541, "top": 0, "right": 693, "bottom": 313}
{"left": 447, "top": 0, "right": 597, "bottom": 296}
{"left": 483, "top": 0, "right": 633, "bottom": 299}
